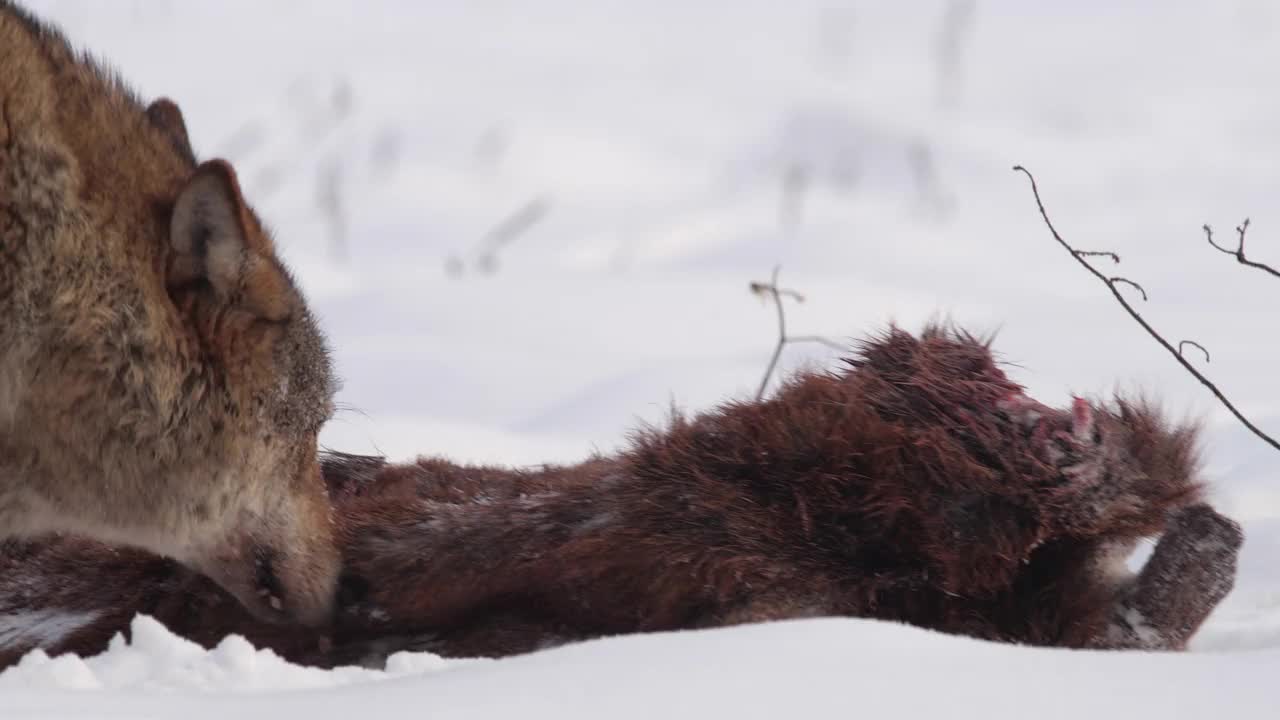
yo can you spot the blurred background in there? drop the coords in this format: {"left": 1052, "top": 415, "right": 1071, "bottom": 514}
{"left": 25, "top": 1, "right": 1279, "bottom": 509}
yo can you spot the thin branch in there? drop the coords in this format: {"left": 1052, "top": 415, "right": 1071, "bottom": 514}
{"left": 1108, "top": 277, "right": 1147, "bottom": 301}
{"left": 750, "top": 282, "right": 804, "bottom": 303}
{"left": 1075, "top": 250, "right": 1120, "bottom": 263}
{"left": 756, "top": 267, "right": 787, "bottom": 401}
{"left": 1178, "top": 341, "right": 1210, "bottom": 363}
{"left": 751, "top": 267, "right": 841, "bottom": 400}
{"left": 1203, "top": 224, "right": 1234, "bottom": 255}
{"left": 788, "top": 335, "right": 850, "bottom": 352}
{"left": 1013, "top": 165, "right": 1278, "bottom": 453}
{"left": 1203, "top": 219, "right": 1280, "bottom": 278}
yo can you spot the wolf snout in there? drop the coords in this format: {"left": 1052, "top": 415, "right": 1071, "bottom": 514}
{"left": 196, "top": 538, "right": 340, "bottom": 627}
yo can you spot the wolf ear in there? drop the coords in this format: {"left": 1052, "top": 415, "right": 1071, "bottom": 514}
{"left": 169, "top": 160, "right": 293, "bottom": 322}
{"left": 146, "top": 97, "right": 196, "bottom": 165}
{"left": 169, "top": 160, "right": 251, "bottom": 297}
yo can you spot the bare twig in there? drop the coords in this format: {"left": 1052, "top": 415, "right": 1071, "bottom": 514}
{"left": 1109, "top": 277, "right": 1147, "bottom": 301}
{"left": 750, "top": 281, "right": 804, "bottom": 304}
{"left": 1076, "top": 250, "right": 1121, "bottom": 263}
{"left": 788, "top": 335, "right": 850, "bottom": 352}
{"left": 756, "top": 267, "right": 789, "bottom": 401}
{"left": 1203, "top": 219, "right": 1280, "bottom": 278}
{"left": 751, "top": 267, "right": 842, "bottom": 400}
{"left": 1178, "top": 341, "right": 1210, "bottom": 363}
{"left": 1013, "top": 165, "right": 1278, "bottom": 453}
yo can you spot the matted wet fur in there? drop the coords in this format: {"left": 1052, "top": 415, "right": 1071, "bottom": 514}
{"left": 1, "top": 2, "right": 339, "bottom": 624}
{"left": 0, "top": 326, "right": 1242, "bottom": 668}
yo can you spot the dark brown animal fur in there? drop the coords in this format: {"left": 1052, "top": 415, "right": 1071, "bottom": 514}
{"left": 0, "top": 327, "right": 1242, "bottom": 668}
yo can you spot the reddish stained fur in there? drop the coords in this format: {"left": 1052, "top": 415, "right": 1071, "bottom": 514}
{"left": 0, "top": 326, "right": 1241, "bottom": 668}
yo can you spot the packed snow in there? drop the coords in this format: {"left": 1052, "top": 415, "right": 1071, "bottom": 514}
{"left": 3, "top": 615, "right": 1280, "bottom": 719}
{"left": 6, "top": 0, "right": 1280, "bottom": 717}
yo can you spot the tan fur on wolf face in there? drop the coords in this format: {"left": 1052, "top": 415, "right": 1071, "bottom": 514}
{"left": 0, "top": 2, "right": 339, "bottom": 625}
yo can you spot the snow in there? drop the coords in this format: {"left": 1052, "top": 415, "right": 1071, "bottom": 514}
{"left": 6, "top": 0, "right": 1280, "bottom": 716}
{"left": 3, "top": 616, "right": 1279, "bottom": 719}
{"left": 0, "top": 617, "right": 460, "bottom": 693}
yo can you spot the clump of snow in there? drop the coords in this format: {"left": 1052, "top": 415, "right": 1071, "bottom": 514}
{"left": 4, "top": 616, "right": 1280, "bottom": 720}
{"left": 0, "top": 616, "right": 456, "bottom": 693}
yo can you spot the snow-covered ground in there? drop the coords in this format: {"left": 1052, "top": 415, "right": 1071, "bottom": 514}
{"left": 5, "top": 615, "right": 1280, "bottom": 719}
{"left": 6, "top": 0, "right": 1280, "bottom": 716}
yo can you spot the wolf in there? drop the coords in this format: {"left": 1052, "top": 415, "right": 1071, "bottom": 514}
{"left": 0, "top": 326, "right": 1242, "bottom": 667}
{"left": 0, "top": 2, "right": 340, "bottom": 624}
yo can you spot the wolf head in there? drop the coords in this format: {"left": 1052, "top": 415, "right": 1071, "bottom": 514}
{"left": 153, "top": 102, "right": 340, "bottom": 625}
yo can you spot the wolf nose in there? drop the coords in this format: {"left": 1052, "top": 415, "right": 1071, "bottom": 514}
{"left": 250, "top": 545, "right": 289, "bottom": 617}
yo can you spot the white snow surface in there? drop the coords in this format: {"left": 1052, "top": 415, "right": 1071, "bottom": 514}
{"left": 6, "top": 0, "right": 1280, "bottom": 716}
{"left": 4, "top": 615, "right": 1279, "bottom": 719}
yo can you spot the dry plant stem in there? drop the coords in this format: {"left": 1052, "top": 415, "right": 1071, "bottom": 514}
{"left": 1179, "top": 341, "right": 1210, "bottom": 363}
{"left": 1109, "top": 277, "right": 1148, "bottom": 301}
{"left": 1013, "top": 165, "right": 1279, "bottom": 453}
{"left": 789, "top": 335, "right": 849, "bottom": 352}
{"left": 757, "top": 267, "right": 788, "bottom": 401}
{"left": 1076, "top": 250, "right": 1121, "bottom": 263}
{"left": 1204, "top": 220, "right": 1280, "bottom": 279}
{"left": 752, "top": 267, "right": 842, "bottom": 400}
